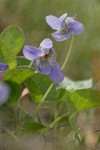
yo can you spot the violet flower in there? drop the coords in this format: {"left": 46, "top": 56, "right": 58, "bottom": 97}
{"left": 0, "top": 62, "right": 9, "bottom": 71}
{"left": 0, "top": 82, "right": 10, "bottom": 106}
{"left": 0, "top": 62, "right": 9, "bottom": 79}
{"left": 46, "top": 13, "right": 84, "bottom": 41}
{"left": 0, "top": 63, "right": 9, "bottom": 105}
{"left": 23, "top": 38, "right": 64, "bottom": 83}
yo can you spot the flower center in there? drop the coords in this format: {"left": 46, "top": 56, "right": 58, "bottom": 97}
{"left": 44, "top": 54, "right": 49, "bottom": 59}
{"left": 62, "top": 20, "right": 68, "bottom": 28}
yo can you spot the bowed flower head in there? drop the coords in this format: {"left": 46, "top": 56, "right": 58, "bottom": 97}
{"left": 23, "top": 38, "right": 64, "bottom": 83}
{"left": 46, "top": 13, "right": 84, "bottom": 41}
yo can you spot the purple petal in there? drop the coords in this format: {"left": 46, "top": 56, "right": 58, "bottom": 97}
{"left": 0, "top": 62, "right": 9, "bottom": 71}
{"left": 40, "top": 38, "right": 53, "bottom": 49}
{"left": 59, "top": 13, "right": 67, "bottom": 22}
{"left": 66, "top": 17, "right": 84, "bottom": 35}
{"left": 40, "top": 38, "right": 53, "bottom": 54}
{"left": 34, "top": 58, "right": 51, "bottom": 75}
{"left": 46, "top": 15, "right": 62, "bottom": 30}
{"left": 23, "top": 45, "right": 44, "bottom": 60}
{"left": 52, "top": 29, "right": 71, "bottom": 41}
{"left": 40, "top": 48, "right": 50, "bottom": 55}
{"left": 49, "top": 61, "right": 64, "bottom": 83}
{"left": 0, "top": 83, "right": 10, "bottom": 105}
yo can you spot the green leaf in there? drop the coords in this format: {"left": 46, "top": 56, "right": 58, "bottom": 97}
{"left": 25, "top": 77, "right": 43, "bottom": 104}
{"left": 45, "top": 87, "right": 67, "bottom": 103}
{"left": 69, "top": 112, "right": 79, "bottom": 130}
{"left": 24, "top": 122, "right": 45, "bottom": 133}
{"left": 24, "top": 73, "right": 52, "bottom": 103}
{"left": 31, "top": 73, "right": 51, "bottom": 94}
{"left": 24, "top": 73, "right": 100, "bottom": 111}
{"left": 6, "top": 81, "right": 22, "bottom": 107}
{"left": 68, "top": 89, "right": 100, "bottom": 110}
{"left": 4, "top": 67, "right": 34, "bottom": 84}
{"left": 17, "top": 56, "right": 30, "bottom": 66}
{"left": 0, "top": 25, "right": 25, "bottom": 68}
{"left": 59, "top": 77, "right": 92, "bottom": 90}
{"left": 49, "top": 112, "right": 69, "bottom": 128}
{"left": 45, "top": 87, "right": 100, "bottom": 112}
{"left": 25, "top": 73, "right": 66, "bottom": 104}
{"left": 16, "top": 56, "right": 34, "bottom": 68}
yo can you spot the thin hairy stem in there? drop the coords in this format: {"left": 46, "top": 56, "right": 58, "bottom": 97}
{"left": 49, "top": 112, "right": 69, "bottom": 128}
{"left": 62, "top": 36, "right": 74, "bottom": 70}
{"left": 28, "top": 60, "right": 33, "bottom": 67}
{"left": 0, "top": 126, "right": 19, "bottom": 143}
{"left": 33, "top": 83, "right": 54, "bottom": 118}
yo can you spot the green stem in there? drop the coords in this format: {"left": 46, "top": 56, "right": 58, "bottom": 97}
{"left": 34, "top": 37, "right": 74, "bottom": 118}
{"left": 28, "top": 60, "right": 33, "bottom": 67}
{"left": 16, "top": 56, "right": 25, "bottom": 59}
{"left": 61, "top": 36, "right": 74, "bottom": 70}
{"left": 0, "top": 126, "right": 19, "bottom": 143}
{"left": 18, "top": 104, "right": 30, "bottom": 115}
{"left": 16, "top": 102, "right": 31, "bottom": 127}
{"left": 53, "top": 111, "right": 69, "bottom": 150}
{"left": 49, "top": 112, "right": 69, "bottom": 128}
{"left": 7, "top": 130, "right": 19, "bottom": 143}
{"left": 33, "top": 83, "right": 54, "bottom": 118}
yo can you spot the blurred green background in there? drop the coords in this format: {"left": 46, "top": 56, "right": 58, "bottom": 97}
{"left": 0, "top": 0, "right": 100, "bottom": 80}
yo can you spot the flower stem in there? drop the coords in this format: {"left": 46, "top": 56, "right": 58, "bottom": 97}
{"left": 33, "top": 83, "right": 54, "bottom": 118}
{"left": 0, "top": 126, "right": 19, "bottom": 143}
{"left": 49, "top": 112, "right": 69, "bottom": 128}
{"left": 61, "top": 36, "right": 74, "bottom": 70}
{"left": 34, "top": 37, "right": 74, "bottom": 118}
{"left": 28, "top": 60, "right": 33, "bottom": 67}
{"left": 7, "top": 130, "right": 19, "bottom": 143}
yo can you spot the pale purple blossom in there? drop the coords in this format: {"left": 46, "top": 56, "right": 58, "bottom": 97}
{"left": 0, "top": 63, "right": 10, "bottom": 105}
{"left": 0, "top": 62, "right": 9, "bottom": 71}
{"left": 46, "top": 13, "right": 84, "bottom": 41}
{"left": 0, "top": 62, "right": 9, "bottom": 79}
{"left": 0, "top": 82, "right": 10, "bottom": 106}
{"left": 23, "top": 38, "right": 64, "bottom": 83}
